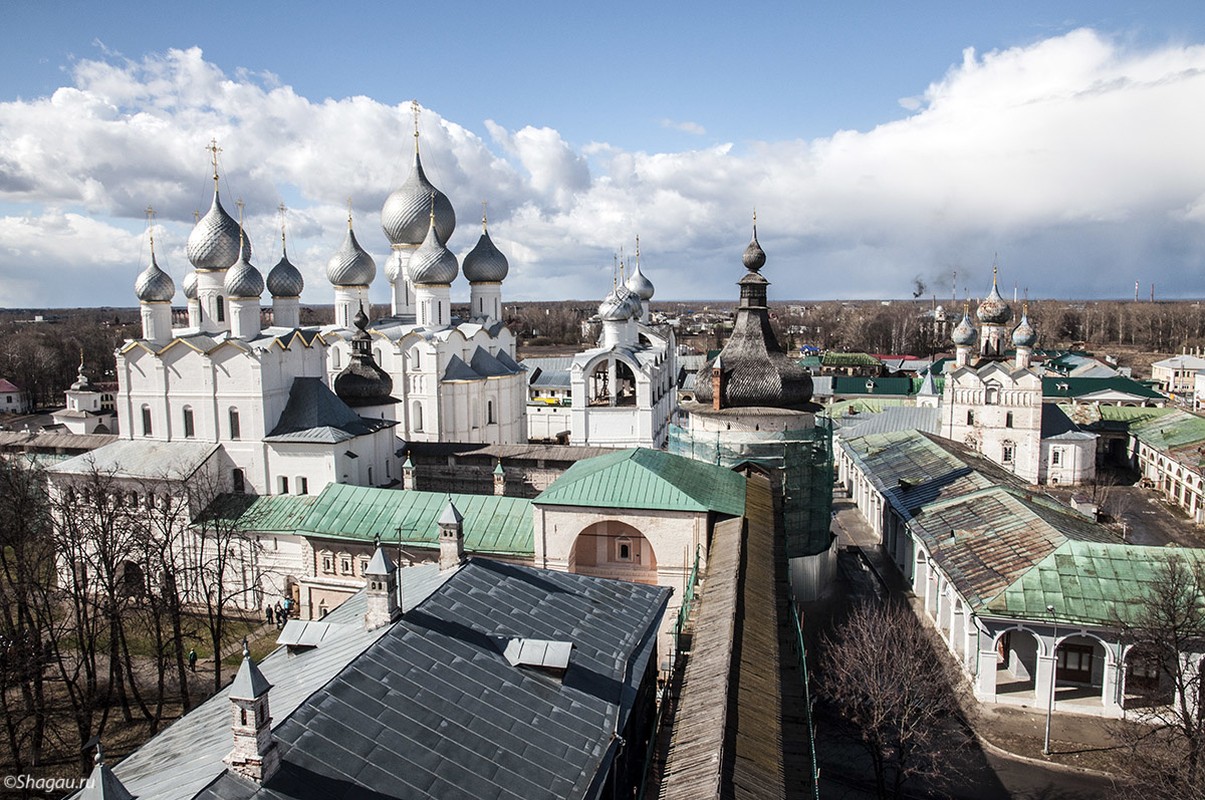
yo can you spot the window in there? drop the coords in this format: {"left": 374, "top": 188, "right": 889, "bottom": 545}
{"left": 298, "top": 476, "right": 309, "bottom": 495}
{"left": 318, "top": 599, "right": 328, "bottom": 619}
{"left": 229, "top": 407, "right": 241, "bottom": 440}
{"left": 616, "top": 537, "right": 633, "bottom": 562}
{"left": 1002, "top": 444, "right": 1014, "bottom": 464}
{"left": 966, "top": 410, "right": 975, "bottom": 425}
{"left": 240, "top": 708, "right": 247, "bottom": 726}
{"left": 332, "top": 349, "right": 341, "bottom": 369}
{"left": 1052, "top": 449, "right": 1063, "bottom": 466}
{"left": 232, "top": 468, "right": 245, "bottom": 494}
{"left": 360, "top": 558, "right": 370, "bottom": 575}
{"left": 278, "top": 476, "right": 289, "bottom": 494}
{"left": 487, "top": 400, "right": 496, "bottom": 425}
{"left": 412, "top": 401, "right": 424, "bottom": 432}
{"left": 985, "top": 385, "right": 999, "bottom": 405}
{"left": 183, "top": 406, "right": 195, "bottom": 438}
{"left": 141, "top": 405, "right": 153, "bottom": 437}
{"left": 411, "top": 349, "right": 420, "bottom": 369}
{"left": 1005, "top": 411, "right": 1014, "bottom": 428}
{"left": 321, "top": 553, "right": 333, "bottom": 573}
{"left": 368, "top": 467, "right": 374, "bottom": 485}
{"left": 340, "top": 555, "right": 352, "bottom": 574}
{"left": 216, "top": 296, "right": 225, "bottom": 323}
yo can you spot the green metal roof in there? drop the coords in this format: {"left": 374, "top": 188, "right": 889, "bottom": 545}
{"left": 823, "top": 398, "right": 908, "bottom": 419}
{"left": 987, "top": 542, "right": 1205, "bottom": 626}
{"left": 535, "top": 447, "right": 747, "bottom": 517}
{"left": 226, "top": 484, "right": 534, "bottom": 556}
{"left": 798, "top": 354, "right": 822, "bottom": 369}
{"left": 831, "top": 375, "right": 914, "bottom": 396}
{"left": 1130, "top": 409, "right": 1205, "bottom": 450}
{"left": 1041, "top": 375, "right": 1166, "bottom": 400}
{"left": 821, "top": 352, "right": 882, "bottom": 368}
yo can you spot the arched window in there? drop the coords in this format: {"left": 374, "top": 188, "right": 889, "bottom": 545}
{"left": 232, "top": 468, "right": 245, "bottom": 494}
{"left": 412, "top": 401, "right": 424, "bottom": 432}
{"left": 966, "top": 410, "right": 975, "bottom": 425}
{"left": 985, "top": 384, "right": 1000, "bottom": 405}
{"left": 332, "top": 349, "right": 341, "bottom": 369}
{"left": 228, "top": 407, "right": 241, "bottom": 440}
{"left": 487, "top": 400, "right": 496, "bottom": 425}
{"left": 1005, "top": 411, "right": 1014, "bottom": 428}
{"left": 141, "top": 405, "right": 153, "bottom": 437}
{"left": 216, "top": 296, "right": 225, "bottom": 323}
{"left": 182, "top": 406, "right": 195, "bottom": 438}
{"left": 411, "top": 349, "right": 421, "bottom": 369}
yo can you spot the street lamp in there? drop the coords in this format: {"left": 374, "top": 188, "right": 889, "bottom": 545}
{"left": 1043, "top": 604, "right": 1058, "bottom": 755}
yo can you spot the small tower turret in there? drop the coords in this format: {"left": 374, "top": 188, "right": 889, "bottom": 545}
{"left": 463, "top": 203, "right": 509, "bottom": 322}
{"left": 438, "top": 498, "right": 465, "bottom": 571}
{"left": 267, "top": 205, "right": 304, "bottom": 329}
{"left": 81, "top": 742, "right": 135, "bottom": 800}
{"left": 327, "top": 206, "right": 376, "bottom": 330}
{"left": 224, "top": 641, "right": 280, "bottom": 784}
{"left": 364, "top": 534, "right": 399, "bottom": 630}
{"left": 134, "top": 210, "right": 175, "bottom": 345}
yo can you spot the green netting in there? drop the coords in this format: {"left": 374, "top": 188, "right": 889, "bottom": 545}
{"left": 667, "top": 420, "right": 834, "bottom": 558}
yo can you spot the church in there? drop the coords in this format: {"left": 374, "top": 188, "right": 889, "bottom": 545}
{"left": 64, "top": 124, "right": 526, "bottom": 501}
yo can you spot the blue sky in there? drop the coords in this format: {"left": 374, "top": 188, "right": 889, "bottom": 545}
{"left": 3, "top": 2, "right": 1205, "bottom": 306}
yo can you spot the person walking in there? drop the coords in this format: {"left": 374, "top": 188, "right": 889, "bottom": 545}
{"left": 275, "top": 601, "right": 285, "bottom": 628}
{"left": 265, "top": 604, "right": 274, "bottom": 626}
{"left": 188, "top": 648, "right": 197, "bottom": 672}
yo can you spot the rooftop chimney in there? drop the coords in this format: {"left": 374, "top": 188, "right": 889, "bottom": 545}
{"left": 224, "top": 641, "right": 280, "bottom": 784}
{"left": 438, "top": 498, "right": 465, "bottom": 570}
{"left": 364, "top": 534, "right": 399, "bottom": 630}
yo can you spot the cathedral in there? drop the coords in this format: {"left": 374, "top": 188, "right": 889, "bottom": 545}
{"left": 105, "top": 127, "right": 526, "bottom": 498}
{"left": 940, "top": 268, "right": 1096, "bottom": 485}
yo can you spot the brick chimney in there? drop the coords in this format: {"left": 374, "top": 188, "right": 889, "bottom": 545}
{"left": 438, "top": 498, "right": 465, "bottom": 570}
{"left": 363, "top": 534, "right": 399, "bottom": 630}
{"left": 224, "top": 641, "right": 280, "bottom": 784}
{"left": 711, "top": 354, "right": 724, "bottom": 411}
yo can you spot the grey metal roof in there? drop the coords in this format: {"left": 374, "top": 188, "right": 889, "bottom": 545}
{"left": 264, "top": 378, "right": 395, "bottom": 443}
{"left": 228, "top": 649, "right": 272, "bottom": 700}
{"left": 193, "top": 559, "right": 669, "bottom": 800}
{"left": 188, "top": 188, "right": 250, "bottom": 270}
{"left": 524, "top": 356, "right": 575, "bottom": 389}
{"left": 469, "top": 346, "right": 521, "bottom": 378}
{"left": 134, "top": 250, "right": 176, "bottom": 302}
{"left": 381, "top": 149, "right": 456, "bottom": 247}
{"left": 836, "top": 405, "right": 940, "bottom": 439}
{"left": 49, "top": 439, "right": 219, "bottom": 480}
{"left": 325, "top": 223, "right": 376, "bottom": 287}
{"left": 88, "top": 570, "right": 450, "bottom": 800}
{"left": 442, "top": 354, "right": 481, "bottom": 382}
{"left": 462, "top": 224, "right": 510, "bottom": 283}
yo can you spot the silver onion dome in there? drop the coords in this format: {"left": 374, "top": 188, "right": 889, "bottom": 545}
{"left": 952, "top": 311, "right": 977, "bottom": 347}
{"left": 187, "top": 189, "right": 251, "bottom": 270}
{"left": 1011, "top": 312, "right": 1037, "bottom": 348}
{"left": 134, "top": 249, "right": 175, "bottom": 302}
{"left": 182, "top": 270, "right": 198, "bottom": 300}
{"left": 223, "top": 236, "right": 263, "bottom": 298}
{"left": 977, "top": 272, "right": 1012, "bottom": 325}
{"left": 616, "top": 285, "right": 642, "bottom": 319}
{"left": 625, "top": 260, "right": 654, "bottom": 301}
{"left": 384, "top": 249, "right": 407, "bottom": 283}
{"left": 408, "top": 215, "right": 459, "bottom": 285}
{"left": 381, "top": 150, "right": 456, "bottom": 246}
{"left": 267, "top": 248, "right": 305, "bottom": 298}
{"left": 462, "top": 222, "right": 509, "bottom": 283}
{"left": 326, "top": 221, "right": 377, "bottom": 287}
{"left": 598, "top": 289, "right": 628, "bottom": 321}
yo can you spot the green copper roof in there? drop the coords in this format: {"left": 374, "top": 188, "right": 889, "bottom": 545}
{"left": 535, "top": 448, "right": 747, "bottom": 517}
{"left": 987, "top": 542, "right": 1205, "bottom": 626}
{"left": 821, "top": 352, "right": 882, "bottom": 368}
{"left": 1041, "top": 375, "right": 1166, "bottom": 400}
{"left": 226, "top": 484, "right": 533, "bottom": 556}
{"left": 1130, "top": 409, "right": 1205, "bottom": 450}
{"left": 823, "top": 398, "right": 908, "bottom": 419}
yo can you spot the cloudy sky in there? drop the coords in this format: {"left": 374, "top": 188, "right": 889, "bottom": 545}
{"left": 3, "top": 1, "right": 1205, "bottom": 307}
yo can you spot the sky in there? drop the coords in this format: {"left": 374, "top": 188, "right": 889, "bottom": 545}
{"left": 3, "top": 1, "right": 1205, "bottom": 307}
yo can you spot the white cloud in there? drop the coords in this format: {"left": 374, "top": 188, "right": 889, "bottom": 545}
{"left": 2, "top": 31, "right": 1205, "bottom": 307}
{"left": 659, "top": 118, "right": 707, "bottom": 135}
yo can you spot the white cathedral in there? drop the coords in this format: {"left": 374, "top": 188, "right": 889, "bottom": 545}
{"left": 105, "top": 131, "right": 526, "bottom": 498}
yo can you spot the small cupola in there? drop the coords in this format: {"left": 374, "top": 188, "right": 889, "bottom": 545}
{"left": 364, "top": 533, "right": 399, "bottom": 630}
{"left": 224, "top": 641, "right": 280, "bottom": 784}
{"left": 438, "top": 498, "right": 465, "bottom": 570}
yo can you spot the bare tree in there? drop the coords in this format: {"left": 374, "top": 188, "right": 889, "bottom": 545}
{"left": 820, "top": 601, "right": 972, "bottom": 799}
{"left": 1111, "top": 554, "right": 1205, "bottom": 800}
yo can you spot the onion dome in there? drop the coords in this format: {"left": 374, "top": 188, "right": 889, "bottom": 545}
{"left": 384, "top": 249, "right": 407, "bottom": 283}
{"left": 976, "top": 268, "right": 1012, "bottom": 325}
{"left": 267, "top": 246, "right": 304, "bottom": 298}
{"left": 598, "top": 289, "right": 628, "bottom": 321}
{"left": 625, "top": 260, "right": 654, "bottom": 301}
{"left": 462, "top": 214, "right": 509, "bottom": 283}
{"left": 1012, "top": 310, "right": 1037, "bottom": 348}
{"left": 381, "top": 148, "right": 456, "bottom": 246}
{"left": 693, "top": 224, "right": 813, "bottom": 409}
{"left": 182, "top": 270, "right": 198, "bottom": 300}
{"left": 71, "top": 358, "right": 90, "bottom": 391}
{"left": 223, "top": 234, "right": 263, "bottom": 298}
{"left": 952, "top": 311, "right": 977, "bottom": 347}
{"left": 326, "top": 217, "right": 377, "bottom": 287}
{"left": 334, "top": 306, "right": 395, "bottom": 408}
{"left": 134, "top": 245, "right": 175, "bottom": 302}
{"left": 187, "top": 189, "right": 250, "bottom": 270}
{"left": 408, "top": 211, "right": 459, "bottom": 285}
{"left": 742, "top": 227, "right": 766, "bottom": 272}
{"left": 616, "top": 285, "right": 642, "bottom": 319}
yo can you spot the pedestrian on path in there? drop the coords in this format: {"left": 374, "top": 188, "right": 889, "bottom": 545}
{"left": 265, "top": 604, "right": 274, "bottom": 626}
{"left": 188, "top": 648, "right": 197, "bottom": 672}
{"left": 275, "top": 602, "right": 284, "bottom": 628}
